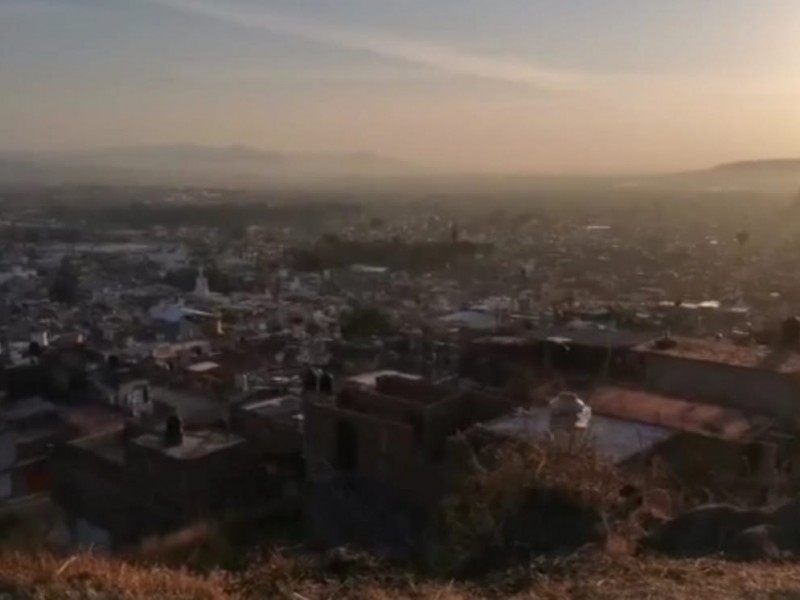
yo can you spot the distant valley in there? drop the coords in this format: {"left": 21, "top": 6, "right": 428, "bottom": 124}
{"left": 0, "top": 146, "right": 799, "bottom": 194}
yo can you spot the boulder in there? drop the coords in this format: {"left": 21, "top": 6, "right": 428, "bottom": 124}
{"left": 644, "top": 497, "right": 800, "bottom": 560}
{"left": 642, "top": 503, "right": 766, "bottom": 557}
{"left": 729, "top": 524, "right": 786, "bottom": 562}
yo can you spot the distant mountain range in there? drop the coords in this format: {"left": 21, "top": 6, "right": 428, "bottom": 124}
{"left": 0, "top": 145, "right": 408, "bottom": 187}
{"left": 646, "top": 159, "right": 800, "bottom": 193}
{"left": 0, "top": 146, "right": 799, "bottom": 192}
{"left": 702, "top": 160, "right": 800, "bottom": 191}
{"left": 60, "top": 144, "right": 403, "bottom": 173}
{"left": 710, "top": 159, "right": 800, "bottom": 175}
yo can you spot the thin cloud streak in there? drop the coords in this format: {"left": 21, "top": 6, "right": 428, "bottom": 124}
{"left": 0, "top": 0, "right": 72, "bottom": 18}
{"left": 147, "top": 0, "right": 588, "bottom": 91}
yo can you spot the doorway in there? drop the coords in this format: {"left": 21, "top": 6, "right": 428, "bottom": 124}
{"left": 335, "top": 420, "right": 359, "bottom": 470}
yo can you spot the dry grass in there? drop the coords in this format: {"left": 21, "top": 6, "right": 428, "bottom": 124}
{"left": 5, "top": 442, "right": 794, "bottom": 599}
{"left": 0, "top": 551, "right": 234, "bottom": 599}
{"left": 3, "top": 549, "right": 800, "bottom": 599}
{"left": 438, "top": 438, "right": 641, "bottom": 569}
{"left": 530, "top": 554, "right": 800, "bottom": 600}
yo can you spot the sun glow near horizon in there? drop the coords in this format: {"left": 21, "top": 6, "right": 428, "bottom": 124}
{"left": 1, "top": 0, "right": 799, "bottom": 173}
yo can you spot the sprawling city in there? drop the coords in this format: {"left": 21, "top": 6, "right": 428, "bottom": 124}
{"left": 4, "top": 0, "right": 800, "bottom": 598}
{"left": 0, "top": 175, "right": 798, "bottom": 597}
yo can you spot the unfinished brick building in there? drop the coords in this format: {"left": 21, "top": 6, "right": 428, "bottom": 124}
{"left": 306, "top": 374, "right": 516, "bottom": 502}
{"left": 51, "top": 421, "right": 262, "bottom": 551}
{"left": 302, "top": 373, "right": 518, "bottom": 552}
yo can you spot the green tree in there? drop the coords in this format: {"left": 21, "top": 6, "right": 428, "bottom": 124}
{"left": 341, "top": 306, "right": 393, "bottom": 339}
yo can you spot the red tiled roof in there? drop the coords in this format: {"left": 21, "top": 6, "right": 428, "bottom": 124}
{"left": 588, "top": 387, "right": 770, "bottom": 441}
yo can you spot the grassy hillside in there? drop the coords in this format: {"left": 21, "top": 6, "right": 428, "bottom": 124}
{"left": 2, "top": 549, "right": 800, "bottom": 599}
{"left": 5, "top": 442, "right": 798, "bottom": 599}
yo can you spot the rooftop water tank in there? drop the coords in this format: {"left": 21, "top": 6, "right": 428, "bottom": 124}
{"left": 548, "top": 391, "right": 592, "bottom": 432}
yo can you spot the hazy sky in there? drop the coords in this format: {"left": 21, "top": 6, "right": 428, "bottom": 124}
{"left": 1, "top": 0, "right": 799, "bottom": 173}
